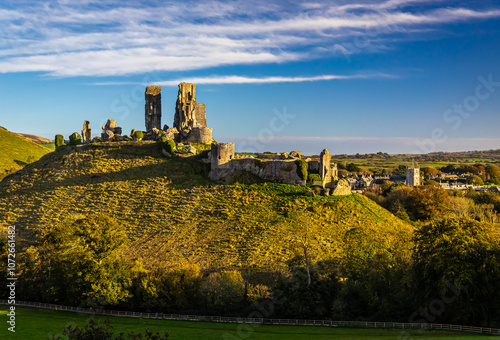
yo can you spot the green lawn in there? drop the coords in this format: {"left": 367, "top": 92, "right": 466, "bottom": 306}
{"left": 1, "top": 307, "right": 498, "bottom": 339}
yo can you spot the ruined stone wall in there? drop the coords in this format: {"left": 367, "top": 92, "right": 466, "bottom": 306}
{"left": 145, "top": 86, "right": 162, "bottom": 131}
{"left": 209, "top": 143, "right": 302, "bottom": 184}
{"left": 332, "top": 179, "right": 352, "bottom": 196}
{"left": 308, "top": 161, "right": 320, "bottom": 173}
{"left": 194, "top": 102, "right": 207, "bottom": 127}
{"left": 187, "top": 127, "right": 213, "bottom": 144}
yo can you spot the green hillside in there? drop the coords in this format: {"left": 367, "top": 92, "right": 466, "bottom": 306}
{"left": 0, "top": 127, "right": 52, "bottom": 180}
{"left": 0, "top": 141, "right": 413, "bottom": 272}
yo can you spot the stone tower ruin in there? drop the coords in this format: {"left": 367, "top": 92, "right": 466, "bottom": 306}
{"left": 81, "top": 120, "right": 92, "bottom": 143}
{"left": 211, "top": 142, "right": 235, "bottom": 168}
{"left": 173, "top": 82, "right": 212, "bottom": 144}
{"left": 145, "top": 86, "right": 162, "bottom": 131}
{"left": 320, "top": 149, "right": 337, "bottom": 187}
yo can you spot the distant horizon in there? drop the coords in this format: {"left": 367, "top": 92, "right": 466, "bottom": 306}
{"left": 6, "top": 125, "right": 500, "bottom": 157}
{"left": 1, "top": 0, "right": 499, "bottom": 155}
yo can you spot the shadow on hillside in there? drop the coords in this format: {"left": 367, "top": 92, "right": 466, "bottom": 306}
{"left": 6, "top": 157, "right": 213, "bottom": 196}
{"left": 14, "top": 160, "right": 28, "bottom": 166}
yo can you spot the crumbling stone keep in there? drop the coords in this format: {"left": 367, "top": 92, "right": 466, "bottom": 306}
{"left": 101, "top": 119, "right": 122, "bottom": 142}
{"left": 81, "top": 120, "right": 92, "bottom": 143}
{"left": 145, "top": 86, "right": 162, "bottom": 131}
{"left": 331, "top": 179, "right": 352, "bottom": 196}
{"left": 320, "top": 149, "right": 336, "bottom": 188}
{"left": 173, "top": 83, "right": 213, "bottom": 144}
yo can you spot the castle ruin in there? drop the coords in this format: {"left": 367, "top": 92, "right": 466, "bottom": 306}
{"left": 173, "top": 83, "right": 213, "bottom": 144}
{"left": 138, "top": 82, "right": 346, "bottom": 193}
{"left": 143, "top": 83, "right": 213, "bottom": 144}
{"left": 145, "top": 86, "right": 162, "bottom": 131}
{"left": 209, "top": 142, "right": 304, "bottom": 185}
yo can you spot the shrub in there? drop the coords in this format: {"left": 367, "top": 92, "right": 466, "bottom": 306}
{"left": 69, "top": 132, "right": 81, "bottom": 146}
{"left": 307, "top": 173, "right": 322, "bottom": 182}
{"left": 51, "top": 318, "right": 169, "bottom": 339}
{"left": 134, "top": 130, "right": 144, "bottom": 141}
{"left": 157, "top": 130, "right": 164, "bottom": 136}
{"left": 55, "top": 134, "right": 65, "bottom": 147}
{"left": 160, "top": 137, "right": 176, "bottom": 154}
{"left": 295, "top": 159, "right": 308, "bottom": 180}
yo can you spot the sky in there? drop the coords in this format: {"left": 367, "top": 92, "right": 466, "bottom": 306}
{"left": 0, "top": 0, "right": 499, "bottom": 155}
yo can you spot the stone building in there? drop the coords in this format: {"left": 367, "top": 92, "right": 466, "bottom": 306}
{"left": 173, "top": 83, "right": 213, "bottom": 144}
{"left": 145, "top": 86, "right": 162, "bottom": 131}
{"left": 406, "top": 165, "right": 421, "bottom": 187}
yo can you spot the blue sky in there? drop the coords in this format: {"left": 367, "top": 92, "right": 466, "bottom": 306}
{"left": 1, "top": 0, "right": 500, "bottom": 155}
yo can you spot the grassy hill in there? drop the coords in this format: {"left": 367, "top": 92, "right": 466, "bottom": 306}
{"left": 0, "top": 141, "right": 413, "bottom": 273}
{"left": 0, "top": 127, "right": 52, "bottom": 180}
{"left": 18, "top": 133, "right": 52, "bottom": 144}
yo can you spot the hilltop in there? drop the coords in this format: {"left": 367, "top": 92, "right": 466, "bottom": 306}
{"left": 18, "top": 133, "right": 52, "bottom": 145}
{"left": 0, "top": 141, "right": 413, "bottom": 273}
{"left": 0, "top": 127, "right": 52, "bottom": 180}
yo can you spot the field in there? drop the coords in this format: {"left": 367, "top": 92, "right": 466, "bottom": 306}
{"left": 0, "top": 307, "right": 497, "bottom": 340}
{"left": 330, "top": 150, "right": 500, "bottom": 171}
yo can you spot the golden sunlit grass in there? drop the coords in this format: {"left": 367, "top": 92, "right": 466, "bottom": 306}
{"left": 0, "top": 141, "right": 413, "bottom": 272}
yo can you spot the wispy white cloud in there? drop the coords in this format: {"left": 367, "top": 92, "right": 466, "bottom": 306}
{"left": 92, "top": 72, "right": 395, "bottom": 86}
{"left": 0, "top": 0, "right": 499, "bottom": 77}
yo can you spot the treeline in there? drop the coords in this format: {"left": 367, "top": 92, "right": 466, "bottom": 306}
{"left": 365, "top": 183, "right": 500, "bottom": 223}
{"left": 1, "top": 211, "right": 500, "bottom": 327}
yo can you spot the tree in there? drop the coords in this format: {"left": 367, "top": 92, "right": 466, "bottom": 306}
{"left": 383, "top": 186, "right": 412, "bottom": 220}
{"left": 466, "top": 175, "right": 484, "bottom": 186}
{"left": 201, "top": 270, "right": 245, "bottom": 313}
{"left": 447, "top": 196, "right": 475, "bottom": 218}
{"left": 287, "top": 214, "right": 319, "bottom": 286}
{"left": 485, "top": 164, "right": 500, "bottom": 184}
{"left": 346, "top": 163, "right": 360, "bottom": 173}
{"left": 413, "top": 217, "right": 500, "bottom": 326}
{"left": 405, "top": 185, "right": 450, "bottom": 221}
{"left": 34, "top": 215, "right": 131, "bottom": 306}
{"left": 421, "top": 167, "right": 440, "bottom": 179}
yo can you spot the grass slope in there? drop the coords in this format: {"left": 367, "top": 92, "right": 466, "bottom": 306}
{"left": 0, "top": 127, "right": 52, "bottom": 180}
{"left": 0, "top": 142, "right": 413, "bottom": 272}
{"left": 18, "top": 133, "right": 52, "bottom": 145}
{"left": 0, "top": 307, "right": 495, "bottom": 340}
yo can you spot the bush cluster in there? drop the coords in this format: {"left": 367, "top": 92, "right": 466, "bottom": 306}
{"left": 55, "top": 134, "right": 65, "bottom": 147}
{"left": 295, "top": 159, "right": 308, "bottom": 180}
{"left": 69, "top": 132, "right": 82, "bottom": 146}
{"left": 160, "top": 137, "right": 176, "bottom": 154}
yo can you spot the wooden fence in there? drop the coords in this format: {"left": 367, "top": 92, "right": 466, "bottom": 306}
{"left": 2, "top": 300, "right": 499, "bottom": 336}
